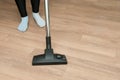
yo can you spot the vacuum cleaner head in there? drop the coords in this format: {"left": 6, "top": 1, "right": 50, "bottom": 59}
{"left": 32, "top": 49, "right": 67, "bottom": 65}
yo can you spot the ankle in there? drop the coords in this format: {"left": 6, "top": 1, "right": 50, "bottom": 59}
{"left": 21, "top": 16, "right": 28, "bottom": 22}
{"left": 32, "top": 12, "right": 41, "bottom": 18}
{"left": 32, "top": 12, "right": 39, "bottom": 15}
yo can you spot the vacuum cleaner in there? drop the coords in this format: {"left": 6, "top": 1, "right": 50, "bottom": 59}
{"left": 32, "top": 0, "right": 68, "bottom": 65}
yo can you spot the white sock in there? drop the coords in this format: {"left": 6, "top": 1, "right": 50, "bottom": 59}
{"left": 17, "top": 16, "right": 28, "bottom": 32}
{"left": 33, "top": 12, "right": 45, "bottom": 27}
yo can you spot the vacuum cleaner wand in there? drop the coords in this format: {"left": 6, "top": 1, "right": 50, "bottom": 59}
{"left": 32, "top": 0, "right": 68, "bottom": 65}
{"left": 45, "top": 0, "right": 50, "bottom": 37}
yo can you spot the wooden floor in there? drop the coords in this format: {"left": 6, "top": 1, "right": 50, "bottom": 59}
{"left": 0, "top": 0, "right": 120, "bottom": 80}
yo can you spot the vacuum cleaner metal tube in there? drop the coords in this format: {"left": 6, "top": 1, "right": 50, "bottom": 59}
{"left": 45, "top": 0, "right": 50, "bottom": 37}
{"left": 44, "top": 0, "right": 51, "bottom": 49}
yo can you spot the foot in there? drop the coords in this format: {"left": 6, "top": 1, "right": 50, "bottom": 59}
{"left": 33, "top": 12, "right": 45, "bottom": 27}
{"left": 17, "top": 16, "right": 28, "bottom": 32}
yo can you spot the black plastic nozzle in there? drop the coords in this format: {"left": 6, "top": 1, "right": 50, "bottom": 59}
{"left": 32, "top": 37, "right": 67, "bottom": 65}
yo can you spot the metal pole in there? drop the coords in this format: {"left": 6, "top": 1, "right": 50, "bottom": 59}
{"left": 44, "top": 0, "right": 50, "bottom": 37}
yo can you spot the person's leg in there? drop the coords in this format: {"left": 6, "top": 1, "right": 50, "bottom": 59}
{"left": 15, "top": 0, "right": 28, "bottom": 32}
{"left": 31, "top": 0, "right": 45, "bottom": 27}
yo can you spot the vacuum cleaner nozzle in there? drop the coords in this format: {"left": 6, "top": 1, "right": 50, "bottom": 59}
{"left": 32, "top": 49, "right": 67, "bottom": 65}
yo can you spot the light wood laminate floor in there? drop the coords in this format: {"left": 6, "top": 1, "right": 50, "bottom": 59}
{"left": 0, "top": 0, "right": 120, "bottom": 80}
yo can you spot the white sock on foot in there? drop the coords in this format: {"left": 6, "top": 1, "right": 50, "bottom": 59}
{"left": 17, "top": 16, "right": 28, "bottom": 32}
{"left": 33, "top": 12, "right": 45, "bottom": 27}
